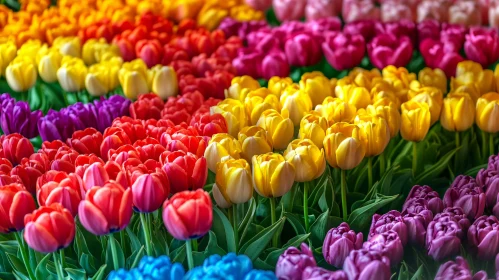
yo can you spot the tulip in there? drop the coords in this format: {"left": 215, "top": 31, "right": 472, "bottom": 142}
{"left": 148, "top": 65, "right": 178, "bottom": 100}
{"left": 335, "top": 84, "right": 371, "bottom": 109}
{"left": 342, "top": 0, "right": 380, "bottom": 23}
{"left": 443, "top": 180, "right": 485, "bottom": 221}
{"left": 476, "top": 93, "right": 499, "bottom": 134}
{"left": 400, "top": 100, "right": 431, "bottom": 142}
{"left": 267, "top": 77, "right": 294, "bottom": 98}
{"left": 403, "top": 210, "right": 433, "bottom": 247}
{"left": 261, "top": 51, "right": 290, "bottom": 80}
{"left": 354, "top": 114, "right": 390, "bottom": 157}
{"left": 322, "top": 222, "right": 363, "bottom": 268}
{"left": 118, "top": 59, "right": 150, "bottom": 99}
{"left": 2, "top": 133, "right": 34, "bottom": 166}
{"left": 435, "top": 207, "right": 472, "bottom": 233}
{"left": 322, "top": 32, "right": 365, "bottom": 71}
{"left": 276, "top": 243, "right": 316, "bottom": 280}
{"left": 435, "top": 257, "right": 487, "bottom": 280}
{"left": 343, "top": 249, "right": 391, "bottom": 280}
{"left": 190, "top": 113, "right": 228, "bottom": 137}
{"left": 213, "top": 158, "right": 253, "bottom": 208}
{"left": 315, "top": 97, "right": 357, "bottom": 124}
{"left": 57, "top": 56, "right": 87, "bottom": 92}
{"left": 284, "top": 139, "right": 326, "bottom": 182}
{"left": 426, "top": 216, "right": 463, "bottom": 261}
{"left": 52, "top": 36, "right": 81, "bottom": 58}
{"left": 67, "top": 127, "right": 103, "bottom": 156}
{"left": 82, "top": 162, "right": 110, "bottom": 194}
{"left": 273, "top": 0, "right": 306, "bottom": 22}
{"left": 163, "top": 189, "right": 212, "bottom": 241}
{"left": 403, "top": 185, "right": 444, "bottom": 215}
{"left": 131, "top": 172, "right": 170, "bottom": 213}
{"left": 419, "top": 39, "right": 464, "bottom": 78}
{"left": 256, "top": 109, "right": 294, "bottom": 150}
{"left": 364, "top": 105, "right": 400, "bottom": 139}
{"left": 109, "top": 256, "right": 186, "bottom": 280}
{"left": 37, "top": 48, "right": 62, "bottom": 83}
{"left": 305, "top": 0, "right": 337, "bottom": 20}
{"left": 161, "top": 151, "right": 207, "bottom": 194}
{"left": 24, "top": 203, "right": 75, "bottom": 253}
{"left": 468, "top": 215, "right": 499, "bottom": 260}
{"left": 323, "top": 123, "right": 365, "bottom": 171}
{"left": 225, "top": 76, "right": 261, "bottom": 101}
{"left": 0, "top": 183, "right": 36, "bottom": 233}
{"left": 363, "top": 231, "right": 404, "bottom": 266}
{"left": 211, "top": 99, "right": 248, "bottom": 137}
{"left": 252, "top": 153, "right": 295, "bottom": 198}
{"left": 244, "top": 89, "right": 281, "bottom": 125}
{"left": 6, "top": 56, "right": 37, "bottom": 92}
{"left": 418, "top": 67, "right": 447, "bottom": 94}
{"left": 135, "top": 39, "right": 163, "bottom": 68}
{"left": 367, "top": 34, "right": 413, "bottom": 69}
{"left": 369, "top": 210, "right": 408, "bottom": 245}
{"left": 237, "top": 125, "right": 272, "bottom": 163}
{"left": 491, "top": 0, "right": 499, "bottom": 28}
{"left": 298, "top": 112, "right": 328, "bottom": 149}
{"left": 302, "top": 266, "right": 347, "bottom": 280}
{"left": 439, "top": 92, "right": 475, "bottom": 133}
{"left": 381, "top": 1, "right": 412, "bottom": 22}
{"left": 280, "top": 84, "right": 313, "bottom": 126}
{"left": 449, "top": 1, "right": 482, "bottom": 26}
{"left": 37, "top": 176, "right": 82, "bottom": 217}
{"left": 0, "top": 41, "right": 16, "bottom": 77}
{"left": 284, "top": 32, "right": 322, "bottom": 67}
{"left": 452, "top": 61, "right": 495, "bottom": 95}
{"left": 204, "top": 133, "right": 242, "bottom": 173}
{"left": 85, "top": 60, "right": 121, "bottom": 97}
{"left": 464, "top": 28, "right": 499, "bottom": 68}
{"left": 245, "top": 0, "right": 272, "bottom": 10}
{"left": 0, "top": 101, "right": 42, "bottom": 139}
{"left": 298, "top": 72, "right": 332, "bottom": 107}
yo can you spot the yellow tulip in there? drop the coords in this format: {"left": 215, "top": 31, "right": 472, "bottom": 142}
{"left": 440, "top": 92, "right": 475, "bottom": 132}
{"left": 252, "top": 153, "right": 296, "bottom": 198}
{"left": 85, "top": 60, "right": 121, "bottom": 96}
{"left": 408, "top": 82, "right": 443, "bottom": 102}
{"left": 213, "top": 158, "right": 253, "bottom": 208}
{"left": 283, "top": 139, "right": 326, "bottom": 182}
{"left": 52, "top": 36, "right": 81, "bottom": 58}
{"left": 323, "top": 122, "right": 365, "bottom": 170}
{"left": 0, "top": 41, "right": 16, "bottom": 77}
{"left": 230, "top": 4, "right": 264, "bottom": 21}
{"left": 238, "top": 126, "right": 272, "bottom": 162}
{"left": 476, "top": 92, "right": 499, "bottom": 133}
{"left": 211, "top": 98, "right": 248, "bottom": 137}
{"left": 118, "top": 59, "right": 150, "bottom": 99}
{"left": 335, "top": 84, "right": 371, "bottom": 109}
{"left": 452, "top": 83, "right": 481, "bottom": 103}
{"left": 371, "top": 80, "right": 401, "bottom": 108}
{"left": 349, "top": 68, "right": 381, "bottom": 90}
{"left": 205, "top": 133, "right": 242, "bottom": 173}
{"left": 330, "top": 78, "right": 337, "bottom": 93}
{"left": 299, "top": 71, "right": 332, "bottom": 107}
{"left": 197, "top": 4, "right": 228, "bottom": 31}
{"left": 354, "top": 114, "right": 390, "bottom": 157}
{"left": 452, "top": 61, "right": 495, "bottom": 95}
{"left": 382, "top": 66, "right": 417, "bottom": 102}
{"left": 418, "top": 67, "right": 447, "bottom": 94}
{"left": 256, "top": 109, "right": 294, "bottom": 150}
{"left": 82, "top": 38, "right": 120, "bottom": 65}
{"left": 298, "top": 111, "right": 329, "bottom": 149}
{"left": 315, "top": 96, "right": 357, "bottom": 124}
{"left": 57, "top": 56, "right": 87, "bottom": 92}
{"left": 400, "top": 100, "right": 431, "bottom": 142}
{"left": 280, "top": 84, "right": 313, "bottom": 126}
{"left": 37, "top": 48, "right": 62, "bottom": 83}
{"left": 365, "top": 104, "right": 401, "bottom": 138}
{"left": 244, "top": 88, "right": 281, "bottom": 125}
{"left": 226, "top": 75, "right": 260, "bottom": 101}
{"left": 495, "top": 65, "right": 499, "bottom": 92}
{"left": 410, "top": 90, "right": 442, "bottom": 125}
{"left": 169, "top": 0, "right": 204, "bottom": 22}
{"left": 5, "top": 56, "right": 37, "bottom": 92}
{"left": 17, "top": 39, "right": 43, "bottom": 63}
{"left": 148, "top": 65, "right": 178, "bottom": 100}
{"left": 268, "top": 76, "right": 293, "bottom": 97}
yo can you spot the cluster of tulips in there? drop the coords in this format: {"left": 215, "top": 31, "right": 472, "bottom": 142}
{"left": 222, "top": 17, "right": 499, "bottom": 79}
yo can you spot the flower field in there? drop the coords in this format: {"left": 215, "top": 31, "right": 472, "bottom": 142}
{"left": 1, "top": 0, "right": 499, "bottom": 279}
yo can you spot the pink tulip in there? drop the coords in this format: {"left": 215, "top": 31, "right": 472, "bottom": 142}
{"left": 420, "top": 38, "right": 464, "bottom": 77}
{"left": 441, "top": 23, "right": 467, "bottom": 50}
{"left": 245, "top": 0, "right": 272, "bottom": 11}
{"left": 342, "top": 0, "right": 380, "bottom": 23}
{"left": 417, "top": 0, "right": 451, "bottom": 23}
{"left": 479, "top": 0, "right": 490, "bottom": 25}
{"left": 261, "top": 51, "right": 290, "bottom": 79}
{"left": 322, "top": 32, "right": 365, "bottom": 71}
{"left": 284, "top": 32, "right": 322, "bottom": 67}
{"left": 464, "top": 27, "right": 499, "bottom": 68}
{"left": 375, "top": 20, "right": 416, "bottom": 45}
{"left": 344, "top": 20, "right": 377, "bottom": 42}
{"left": 490, "top": 0, "right": 499, "bottom": 28}
{"left": 449, "top": 1, "right": 482, "bottom": 27}
{"left": 381, "top": 2, "right": 413, "bottom": 22}
{"left": 247, "top": 30, "right": 282, "bottom": 53}
{"left": 273, "top": 0, "right": 306, "bottom": 22}
{"left": 305, "top": 0, "right": 337, "bottom": 21}
{"left": 82, "top": 162, "right": 109, "bottom": 195}
{"left": 305, "top": 17, "right": 341, "bottom": 34}
{"left": 131, "top": 172, "right": 170, "bottom": 213}
{"left": 418, "top": 20, "right": 441, "bottom": 43}
{"left": 233, "top": 48, "right": 263, "bottom": 78}
{"left": 368, "top": 34, "right": 413, "bottom": 69}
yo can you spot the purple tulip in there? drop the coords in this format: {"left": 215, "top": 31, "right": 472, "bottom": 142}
{"left": 403, "top": 209, "right": 433, "bottom": 247}
{"left": 464, "top": 27, "right": 499, "bottom": 68}
{"left": 322, "top": 32, "right": 365, "bottom": 71}
{"left": 375, "top": 20, "right": 416, "bottom": 45}
{"left": 284, "top": 32, "right": 322, "bottom": 67}
{"left": 443, "top": 181, "right": 485, "bottom": 221}
{"left": 65, "top": 102, "right": 98, "bottom": 131}
{"left": 343, "top": 249, "right": 391, "bottom": 280}
{"left": 94, "top": 95, "right": 130, "bottom": 132}
{"left": 343, "top": 20, "right": 377, "bottom": 43}
{"left": 476, "top": 171, "right": 499, "bottom": 208}
{"left": 403, "top": 185, "right": 443, "bottom": 215}
{"left": 468, "top": 216, "right": 499, "bottom": 260}
{"left": 450, "top": 175, "right": 477, "bottom": 189}
{"left": 362, "top": 231, "right": 403, "bottom": 266}
{"left": 276, "top": 243, "right": 316, "bottom": 280}
{"left": 434, "top": 207, "right": 471, "bottom": 235}
{"left": 403, "top": 198, "right": 431, "bottom": 216}
{"left": 1, "top": 101, "right": 42, "bottom": 139}
{"left": 496, "top": 253, "right": 499, "bottom": 280}
{"left": 305, "top": 18, "right": 342, "bottom": 34}
{"left": 435, "top": 257, "right": 487, "bottom": 280}
{"left": 426, "top": 217, "right": 462, "bottom": 261}
{"left": 323, "top": 222, "right": 363, "bottom": 268}
{"left": 261, "top": 51, "right": 290, "bottom": 80}
{"left": 477, "top": 168, "right": 499, "bottom": 187}
{"left": 38, "top": 109, "right": 77, "bottom": 142}
{"left": 369, "top": 210, "right": 408, "bottom": 245}
{"left": 368, "top": 34, "right": 413, "bottom": 69}
{"left": 302, "top": 267, "right": 347, "bottom": 280}
{"left": 488, "top": 155, "right": 499, "bottom": 172}
{"left": 417, "top": 19, "right": 440, "bottom": 44}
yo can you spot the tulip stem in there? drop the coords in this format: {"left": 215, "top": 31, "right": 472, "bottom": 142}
{"left": 303, "top": 181, "right": 310, "bottom": 232}
{"left": 270, "top": 197, "right": 278, "bottom": 248}
{"left": 482, "top": 130, "right": 488, "bottom": 160}
{"left": 140, "top": 213, "right": 153, "bottom": 256}
{"left": 109, "top": 234, "right": 120, "bottom": 270}
{"left": 379, "top": 153, "right": 385, "bottom": 176}
{"left": 232, "top": 206, "right": 239, "bottom": 252}
{"left": 490, "top": 133, "right": 495, "bottom": 156}
{"left": 341, "top": 170, "right": 348, "bottom": 221}
{"left": 60, "top": 249, "right": 66, "bottom": 269}
{"left": 368, "top": 157, "right": 373, "bottom": 192}
{"left": 53, "top": 251, "right": 65, "bottom": 280}
{"left": 185, "top": 239, "right": 194, "bottom": 270}
{"left": 455, "top": 132, "right": 460, "bottom": 149}
{"left": 14, "top": 232, "right": 36, "bottom": 280}
{"left": 192, "top": 239, "right": 198, "bottom": 251}
{"left": 412, "top": 142, "right": 418, "bottom": 179}
{"left": 120, "top": 230, "right": 126, "bottom": 256}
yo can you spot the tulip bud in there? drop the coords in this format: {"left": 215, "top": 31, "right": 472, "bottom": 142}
{"left": 284, "top": 32, "right": 322, "bottom": 67}
{"left": 368, "top": 34, "right": 413, "bottom": 69}
{"left": 252, "top": 153, "right": 295, "bottom": 198}
{"left": 0, "top": 41, "right": 17, "bottom": 77}
{"left": 322, "top": 32, "right": 365, "bottom": 71}
{"left": 342, "top": 0, "right": 381, "bottom": 23}
{"left": 24, "top": 203, "right": 75, "bottom": 253}
{"left": 238, "top": 126, "right": 272, "bottom": 162}
{"left": 298, "top": 112, "right": 328, "bottom": 149}
{"left": 213, "top": 158, "right": 253, "bottom": 208}
{"left": 369, "top": 210, "right": 408, "bottom": 245}
{"left": 343, "top": 249, "right": 391, "bottom": 280}
{"left": 476, "top": 92, "right": 499, "bottom": 133}
{"left": 315, "top": 97, "right": 357, "bottom": 125}
{"left": 52, "top": 36, "right": 81, "bottom": 58}
{"left": 261, "top": 51, "right": 290, "bottom": 80}
{"left": 363, "top": 230, "right": 404, "bottom": 266}
{"left": 85, "top": 60, "right": 121, "bottom": 97}
{"left": 118, "top": 59, "right": 150, "bottom": 99}
{"left": 256, "top": 109, "right": 294, "bottom": 150}
{"left": 400, "top": 100, "right": 431, "bottom": 142}
{"left": 335, "top": 84, "right": 371, "bottom": 110}
{"left": 57, "top": 56, "right": 87, "bottom": 92}
{"left": 37, "top": 176, "right": 82, "bottom": 217}
{"left": 418, "top": 67, "right": 447, "bottom": 94}
{"left": 276, "top": 243, "right": 317, "bottom": 280}
{"left": 302, "top": 266, "right": 347, "bottom": 280}
{"left": 403, "top": 185, "right": 444, "bottom": 215}
{"left": 280, "top": 84, "right": 313, "bottom": 126}
{"left": 0, "top": 183, "right": 36, "bottom": 233}
{"left": 6, "top": 56, "right": 37, "bottom": 92}
{"left": 364, "top": 104, "right": 400, "bottom": 138}
{"left": 410, "top": 91, "right": 442, "bottom": 126}
{"left": 211, "top": 99, "right": 248, "bottom": 137}
{"left": 452, "top": 61, "right": 495, "bottom": 95}
{"left": 36, "top": 48, "right": 62, "bottom": 83}
{"left": 449, "top": 1, "right": 482, "bottom": 27}
{"left": 299, "top": 72, "right": 333, "bottom": 107}
{"left": 132, "top": 173, "right": 170, "bottom": 213}
{"left": 435, "top": 256, "right": 487, "bottom": 280}
{"left": 468, "top": 215, "right": 499, "bottom": 260}
{"left": 204, "top": 133, "right": 242, "bottom": 173}
{"left": 443, "top": 179, "right": 485, "bottom": 221}
{"left": 284, "top": 139, "right": 326, "bottom": 182}
{"left": 161, "top": 150, "right": 207, "bottom": 194}
{"left": 163, "top": 189, "right": 212, "bottom": 240}
{"left": 323, "top": 123, "right": 365, "bottom": 170}
{"left": 439, "top": 92, "right": 475, "bottom": 132}
{"left": 244, "top": 88, "right": 281, "bottom": 125}
{"left": 82, "top": 38, "right": 120, "bottom": 65}
{"left": 323, "top": 222, "right": 363, "bottom": 268}
{"left": 2, "top": 133, "right": 34, "bottom": 166}
{"left": 226, "top": 76, "right": 261, "bottom": 101}
{"left": 354, "top": 114, "right": 390, "bottom": 157}
{"left": 148, "top": 65, "right": 178, "bottom": 100}
{"left": 403, "top": 210, "right": 433, "bottom": 247}
{"left": 268, "top": 76, "right": 294, "bottom": 97}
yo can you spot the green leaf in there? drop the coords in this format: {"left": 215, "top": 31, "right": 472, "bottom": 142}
{"left": 204, "top": 231, "right": 227, "bottom": 257}
{"left": 239, "top": 217, "right": 286, "bottom": 261}
{"left": 35, "top": 254, "right": 52, "bottom": 279}
{"left": 283, "top": 212, "right": 306, "bottom": 235}
{"left": 127, "top": 246, "right": 145, "bottom": 270}
{"left": 126, "top": 227, "right": 142, "bottom": 254}
{"left": 263, "top": 233, "right": 310, "bottom": 266}
{"left": 171, "top": 244, "right": 186, "bottom": 264}
{"left": 65, "top": 268, "right": 87, "bottom": 280}
{"left": 253, "top": 258, "right": 275, "bottom": 270}
{"left": 239, "top": 199, "right": 256, "bottom": 244}
{"left": 106, "top": 235, "right": 125, "bottom": 270}
{"left": 28, "top": 84, "right": 41, "bottom": 111}
{"left": 348, "top": 194, "right": 398, "bottom": 232}
{"left": 89, "top": 264, "right": 107, "bottom": 280}
{"left": 212, "top": 207, "right": 236, "bottom": 253}
{"left": 416, "top": 148, "right": 458, "bottom": 184}
{"left": 464, "top": 164, "right": 487, "bottom": 177}
{"left": 310, "top": 210, "right": 329, "bottom": 246}
{"left": 7, "top": 253, "right": 26, "bottom": 274}
{"left": 410, "top": 265, "right": 425, "bottom": 280}
{"left": 79, "top": 253, "right": 96, "bottom": 275}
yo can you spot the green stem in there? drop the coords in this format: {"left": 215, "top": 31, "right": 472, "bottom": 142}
{"left": 120, "top": 230, "right": 126, "bottom": 257}
{"left": 140, "top": 213, "right": 153, "bottom": 256}
{"left": 412, "top": 142, "right": 418, "bottom": 179}
{"left": 379, "top": 153, "right": 386, "bottom": 176}
{"left": 192, "top": 239, "right": 198, "bottom": 251}
{"left": 270, "top": 197, "right": 278, "bottom": 248}
{"left": 232, "top": 206, "right": 239, "bottom": 252}
{"left": 341, "top": 170, "right": 348, "bottom": 221}
{"left": 14, "top": 232, "right": 35, "bottom": 280}
{"left": 53, "top": 251, "right": 64, "bottom": 280}
{"left": 368, "top": 157, "right": 373, "bottom": 192}
{"left": 303, "top": 181, "right": 310, "bottom": 232}
{"left": 185, "top": 239, "right": 194, "bottom": 270}
{"left": 455, "top": 132, "right": 460, "bottom": 149}
{"left": 490, "top": 133, "right": 495, "bottom": 156}
{"left": 109, "top": 234, "right": 120, "bottom": 270}
{"left": 60, "top": 249, "right": 66, "bottom": 269}
{"left": 482, "top": 130, "right": 488, "bottom": 160}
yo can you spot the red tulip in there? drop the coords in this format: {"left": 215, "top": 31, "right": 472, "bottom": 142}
{"left": 79, "top": 182, "right": 133, "bottom": 235}
{"left": 100, "top": 127, "right": 132, "bottom": 161}
{"left": 0, "top": 183, "right": 36, "bottom": 233}
{"left": 113, "top": 37, "right": 136, "bottom": 62}
{"left": 11, "top": 160, "right": 44, "bottom": 194}
{"left": 343, "top": 20, "right": 377, "bottom": 43}
{"left": 161, "top": 150, "right": 207, "bottom": 194}
{"left": 82, "top": 162, "right": 110, "bottom": 195}
{"left": 375, "top": 20, "right": 416, "bottom": 45}
{"left": 418, "top": 20, "right": 441, "bottom": 44}
{"left": 37, "top": 178, "right": 82, "bottom": 217}
{"left": 1, "top": 133, "right": 34, "bottom": 165}
{"left": 0, "top": 174, "right": 21, "bottom": 186}
{"left": 161, "top": 104, "right": 192, "bottom": 125}
{"left": 74, "top": 154, "right": 105, "bottom": 178}
{"left": 0, "top": 157, "right": 13, "bottom": 174}
{"left": 368, "top": 34, "right": 413, "bottom": 69}
{"left": 131, "top": 172, "right": 170, "bottom": 213}
{"left": 162, "top": 45, "right": 190, "bottom": 65}
{"left": 136, "top": 39, "right": 164, "bottom": 68}
{"left": 322, "top": 32, "right": 365, "bottom": 71}
{"left": 134, "top": 138, "right": 166, "bottom": 162}
{"left": 162, "top": 189, "right": 212, "bottom": 240}
{"left": 109, "top": 145, "right": 141, "bottom": 166}
{"left": 160, "top": 131, "right": 208, "bottom": 159}
{"left": 130, "top": 93, "right": 164, "bottom": 121}
{"left": 233, "top": 49, "right": 264, "bottom": 79}
{"left": 189, "top": 113, "right": 228, "bottom": 137}
{"left": 50, "top": 147, "right": 79, "bottom": 173}
{"left": 40, "top": 140, "right": 69, "bottom": 161}
{"left": 24, "top": 203, "right": 75, "bottom": 253}
{"left": 111, "top": 117, "right": 147, "bottom": 144}
{"left": 144, "top": 119, "right": 175, "bottom": 141}
{"left": 67, "top": 128, "right": 103, "bottom": 156}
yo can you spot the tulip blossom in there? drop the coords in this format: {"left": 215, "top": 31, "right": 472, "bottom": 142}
{"left": 6, "top": 56, "right": 37, "bottom": 92}
{"left": 238, "top": 126, "right": 272, "bottom": 162}
{"left": 305, "top": 0, "right": 337, "bottom": 21}
{"left": 132, "top": 172, "right": 170, "bottom": 213}
{"left": 261, "top": 51, "right": 290, "bottom": 80}
{"left": 252, "top": 153, "right": 295, "bottom": 198}
{"left": 0, "top": 101, "right": 42, "bottom": 139}
{"left": 440, "top": 93, "right": 475, "bottom": 132}
{"left": 0, "top": 183, "right": 36, "bottom": 233}
{"left": 342, "top": 0, "right": 380, "bottom": 23}
{"left": 37, "top": 48, "right": 63, "bottom": 83}
{"left": 284, "top": 32, "right": 322, "bottom": 67}
{"left": 276, "top": 243, "right": 316, "bottom": 280}
{"left": 443, "top": 178, "right": 485, "bottom": 220}
{"left": 2, "top": 133, "right": 34, "bottom": 166}
{"left": 322, "top": 32, "right": 365, "bottom": 72}
{"left": 403, "top": 185, "right": 444, "bottom": 215}
{"left": 37, "top": 175, "right": 82, "bottom": 216}
{"left": 57, "top": 56, "right": 87, "bottom": 92}
{"left": 322, "top": 222, "right": 363, "bottom": 268}
{"left": 369, "top": 210, "right": 408, "bottom": 245}
{"left": 343, "top": 20, "right": 376, "bottom": 43}
{"left": 284, "top": 139, "right": 326, "bottom": 182}
{"left": 85, "top": 59, "right": 121, "bottom": 97}
{"left": 464, "top": 28, "right": 499, "bottom": 68}
{"left": 468, "top": 215, "right": 499, "bottom": 260}
{"left": 363, "top": 231, "right": 404, "bottom": 266}
{"left": 426, "top": 216, "right": 463, "bottom": 261}
{"left": 213, "top": 158, "right": 253, "bottom": 208}
{"left": 417, "top": 0, "right": 450, "bottom": 22}
{"left": 273, "top": 0, "right": 306, "bottom": 22}
{"left": 476, "top": 93, "right": 499, "bottom": 133}
{"left": 343, "top": 249, "right": 391, "bottom": 280}
{"left": 0, "top": 42, "right": 17, "bottom": 77}
{"left": 161, "top": 150, "right": 207, "bottom": 194}
{"left": 400, "top": 100, "right": 431, "bottom": 142}
{"left": 118, "top": 59, "right": 150, "bottom": 100}
{"left": 435, "top": 257, "right": 487, "bottom": 280}
{"left": 449, "top": 1, "right": 482, "bottom": 27}
{"left": 368, "top": 34, "right": 413, "bottom": 69}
